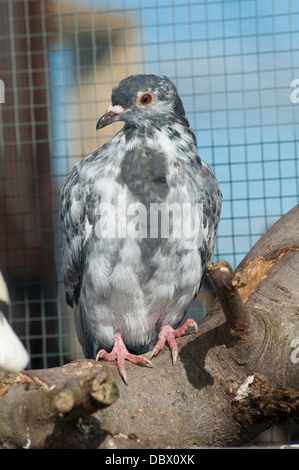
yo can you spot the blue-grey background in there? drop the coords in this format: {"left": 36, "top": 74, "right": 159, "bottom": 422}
{"left": 49, "top": 0, "right": 299, "bottom": 271}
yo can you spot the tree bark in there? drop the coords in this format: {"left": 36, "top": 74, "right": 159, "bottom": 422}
{"left": 0, "top": 205, "right": 298, "bottom": 448}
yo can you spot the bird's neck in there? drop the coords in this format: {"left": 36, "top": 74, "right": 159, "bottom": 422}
{"left": 122, "top": 116, "right": 198, "bottom": 156}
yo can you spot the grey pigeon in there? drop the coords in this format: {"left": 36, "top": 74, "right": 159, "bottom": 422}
{"left": 60, "top": 74, "right": 222, "bottom": 383}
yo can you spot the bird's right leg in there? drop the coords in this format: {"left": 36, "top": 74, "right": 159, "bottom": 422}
{"left": 96, "top": 332, "right": 153, "bottom": 384}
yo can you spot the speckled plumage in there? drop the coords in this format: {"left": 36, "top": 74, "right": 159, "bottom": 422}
{"left": 60, "top": 74, "right": 221, "bottom": 382}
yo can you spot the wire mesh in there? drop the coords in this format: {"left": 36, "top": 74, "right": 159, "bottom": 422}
{"left": 0, "top": 0, "right": 298, "bottom": 445}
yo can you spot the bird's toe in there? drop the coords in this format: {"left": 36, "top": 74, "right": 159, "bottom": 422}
{"left": 150, "top": 318, "right": 198, "bottom": 364}
{"left": 96, "top": 332, "right": 153, "bottom": 384}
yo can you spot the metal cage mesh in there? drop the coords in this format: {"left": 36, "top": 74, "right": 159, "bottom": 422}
{"left": 0, "top": 0, "right": 298, "bottom": 446}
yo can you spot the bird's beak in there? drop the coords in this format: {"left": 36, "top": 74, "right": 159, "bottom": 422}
{"left": 96, "top": 105, "right": 126, "bottom": 130}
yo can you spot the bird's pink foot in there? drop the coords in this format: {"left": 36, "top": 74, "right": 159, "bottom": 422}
{"left": 96, "top": 332, "right": 153, "bottom": 384}
{"left": 149, "top": 318, "right": 198, "bottom": 364}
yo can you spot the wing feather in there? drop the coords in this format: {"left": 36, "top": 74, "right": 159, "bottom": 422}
{"left": 60, "top": 166, "right": 90, "bottom": 308}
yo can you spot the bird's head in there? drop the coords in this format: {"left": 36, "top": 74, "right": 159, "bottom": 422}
{"left": 96, "top": 74, "right": 189, "bottom": 130}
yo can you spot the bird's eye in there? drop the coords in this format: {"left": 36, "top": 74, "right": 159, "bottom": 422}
{"left": 136, "top": 92, "right": 154, "bottom": 106}
{"left": 140, "top": 94, "right": 152, "bottom": 104}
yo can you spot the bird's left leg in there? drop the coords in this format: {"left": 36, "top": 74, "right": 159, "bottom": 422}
{"left": 96, "top": 332, "right": 153, "bottom": 384}
{"left": 149, "top": 318, "right": 198, "bottom": 364}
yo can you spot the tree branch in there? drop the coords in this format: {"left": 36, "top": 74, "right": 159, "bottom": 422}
{"left": 0, "top": 368, "right": 118, "bottom": 448}
{"left": 206, "top": 260, "right": 250, "bottom": 338}
{"left": 0, "top": 205, "right": 298, "bottom": 448}
{"left": 232, "top": 373, "right": 299, "bottom": 427}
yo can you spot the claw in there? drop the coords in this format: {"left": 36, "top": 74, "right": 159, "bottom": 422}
{"left": 149, "top": 318, "right": 198, "bottom": 363}
{"left": 96, "top": 333, "right": 153, "bottom": 384}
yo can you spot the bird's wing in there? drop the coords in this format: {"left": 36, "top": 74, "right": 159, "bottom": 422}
{"left": 60, "top": 164, "right": 92, "bottom": 309}
{"left": 186, "top": 157, "right": 222, "bottom": 266}
{"left": 60, "top": 163, "right": 97, "bottom": 353}
{"left": 200, "top": 164, "right": 222, "bottom": 266}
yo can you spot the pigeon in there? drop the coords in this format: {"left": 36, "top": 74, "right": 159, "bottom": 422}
{"left": 60, "top": 74, "right": 222, "bottom": 383}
